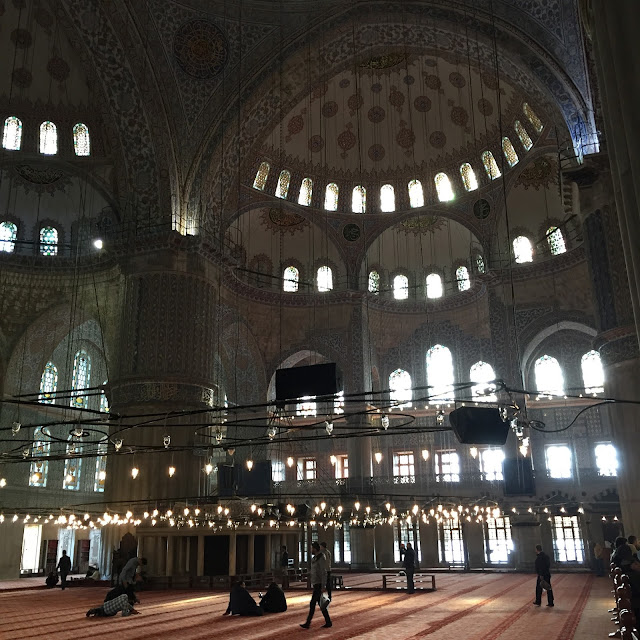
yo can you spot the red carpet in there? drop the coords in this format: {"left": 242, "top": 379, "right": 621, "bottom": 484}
{"left": 0, "top": 573, "right": 607, "bottom": 639}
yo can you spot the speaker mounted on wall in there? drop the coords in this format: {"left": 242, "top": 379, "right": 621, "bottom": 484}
{"left": 275, "top": 363, "right": 342, "bottom": 406}
{"left": 449, "top": 406, "right": 510, "bottom": 445}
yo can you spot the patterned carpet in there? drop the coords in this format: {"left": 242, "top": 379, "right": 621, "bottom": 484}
{"left": 0, "top": 573, "right": 612, "bottom": 640}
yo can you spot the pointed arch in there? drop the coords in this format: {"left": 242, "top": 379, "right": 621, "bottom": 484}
{"left": 368, "top": 270, "right": 380, "bottom": 294}
{"left": 389, "top": 369, "right": 412, "bottom": 408}
{"left": 283, "top": 266, "right": 299, "bottom": 292}
{"left": 581, "top": 350, "right": 604, "bottom": 394}
{"left": 434, "top": 172, "right": 455, "bottom": 202}
{"left": 426, "top": 344, "right": 454, "bottom": 402}
{"left": 71, "top": 350, "right": 91, "bottom": 408}
{"left": 460, "top": 163, "right": 478, "bottom": 192}
{"left": 276, "top": 170, "right": 291, "bottom": 199}
{"left": 393, "top": 274, "right": 409, "bottom": 300}
{"left": 298, "top": 178, "right": 313, "bottom": 206}
{"left": 380, "top": 184, "right": 395, "bottom": 212}
{"left": 513, "top": 236, "right": 533, "bottom": 263}
{"left": 470, "top": 361, "right": 497, "bottom": 401}
{"left": 39, "top": 362, "right": 58, "bottom": 404}
{"left": 514, "top": 120, "right": 533, "bottom": 151}
{"left": 502, "top": 137, "right": 519, "bottom": 167}
{"left": 39, "top": 121, "right": 57, "bottom": 155}
{"left": 0, "top": 221, "right": 18, "bottom": 253}
{"left": 426, "top": 273, "right": 443, "bottom": 299}
{"left": 2, "top": 116, "right": 22, "bottom": 150}
{"left": 73, "top": 123, "right": 90, "bottom": 156}
{"left": 534, "top": 355, "right": 564, "bottom": 395}
{"left": 324, "top": 183, "right": 339, "bottom": 211}
{"left": 253, "top": 161, "right": 270, "bottom": 190}
{"left": 408, "top": 179, "right": 424, "bottom": 208}
{"left": 39, "top": 227, "right": 59, "bottom": 256}
{"left": 456, "top": 265, "right": 470, "bottom": 291}
{"left": 352, "top": 185, "right": 366, "bottom": 213}
{"left": 482, "top": 151, "right": 501, "bottom": 180}
{"left": 317, "top": 266, "right": 333, "bottom": 292}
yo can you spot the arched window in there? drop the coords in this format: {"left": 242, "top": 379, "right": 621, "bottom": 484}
{"left": 514, "top": 120, "right": 533, "bottom": 151}
{"left": 70, "top": 350, "right": 91, "bottom": 408}
{"left": 2, "top": 116, "right": 22, "bottom": 150}
{"left": 513, "top": 236, "right": 533, "bottom": 263}
{"left": 460, "top": 163, "right": 478, "bottom": 192}
{"left": 276, "top": 170, "right": 291, "bottom": 199}
{"left": 534, "top": 355, "right": 564, "bottom": 396}
{"left": 547, "top": 226, "right": 566, "bottom": 255}
{"left": 523, "top": 103, "right": 543, "bottom": 133}
{"left": 408, "top": 179, "right": 424, "bottom": 208}
{"left": 470, "top": 361, "right": 497, "bottom": 401}
{"left": 39, "top": 121, "right": 57, "bottom": 155}
{"left": 456, "top": 265, "right": 470, "bottom": 291}
{"left": 380, "top": 184, "right": 395, "bottom": 212}
{"left": 317, "top": 266, "right": 333, "bottom": 292}
{"left": 325, "top": 183, "right": 339, "bottom": 211}
{"left": 63, "top": 438, "right": 82, "bottom": 491}
{"left": 352, "top": 185, "right": 366, "bottom": 213}
{"left": 482, "top": 151, "right": 501, "bottom": 180}
{"left": 29, "top": 428, "right": 50, "bottom": 488}
{"left": 283, "top": 266, "right": 299, "bottom": 292}
{"left": 393, "top": 274, "right": 409, "bottom": 300}
{"left": 253, "top": 161, "right": 270, "bottom": 190}
{"left": 368, "top": 270, "right": 380, "bottom": 294}
{"left": 426, "top": 273, "right": 443, "bottom": 299}
{"left": 476, "top": 254, "right": 486, "bottom": 274}
{"left": 298, "top": 178, "right": 313, "bottom": 206}
{"left": 502, "top": 137, "right": 519, "bottom": 167}
{"left": 94, "top": 442, "right": 107, "bottom": 492}
{"left": 426, "top": 344, "right": 454, "bottom": 402}
{"left": 39, "top": 362, "right": 58, "bottom": 404}
{"left": 39, "top": 226, "right": 58, "bottom": 256}
{"left": 389, "top": 369, "right": 412, "bottom": 408}
{"left": 434, "top": 172, "right": 455, "bottom": 202}
{"left": 73, "top": 123, "right": 90, "bottom": 156}
{"left": 582, "top": 350, "right": 604, "bottom": 394}
{"left": 0, "top": 221, "right": 17, "bottom": 253}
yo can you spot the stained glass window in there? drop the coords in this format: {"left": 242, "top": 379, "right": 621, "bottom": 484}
{"left": 408, "top": 179, "right": 424, "bottom": 208}
{"left": 39, "top": 226, "right": 58, "bottom": 256}
{"left": 73, "top": 123, "right": 90, "bottom": 156}
{"left": 352, "top": 185, "right": 366, "bottom": 213}
{"left": 39, "top": 362, "right": 58, "bottom": 404}
{"left": 476, "top": 254, "right": 486, "bottom": 274}
{"left": 456, "top": 266, "right": 470, "bottom": 292}
{"left": 547, "top": 226, "right": 566, "bottom": 255}
{"left": 514, "top": 120, "right": 533, "bottom": 151}
{"left": 535, "top": 355, "right": 564, "bottom": 396}
{"left": 389, "top": 368, "right": 412, "bottom": 408}
{"left": 70, "top": 350, "right": 91, "bottom": 408}
{"left": 2, "top": 116, "right": 22, "bottom": 150}
{"left": 426, "top": 344, "right": 454, "bottom": 402}
{"left": 0, "top": 221, "right": 17, "bottom": 253}
{"left": 94, "top": 442, "right": 107, "bottom": 492}
{"left": 317, "top": 266, "right": 333, "bottom": 292}
{"left": 325, "top": 183, "right": 339, "bottom": 211}
{"left": 393, "top": 274, "right": 409, "bottom": 300}
{"left": 582, "top": 350, "right": 604, "bottom": 394}
{"left": 434, "top": 172, "right": 455, "bottom": 202}
{"left": 253, "top": 161, "right": 270, "bottom": 190}
{"left": 276, "top": 170, "right": 291, "bottom": 199}
{"left": 63, "top": 440, "right": 82, "bottom": 490}
{"left": 513, "top": 236, "right": 533, "bottom": 263}
{"left": 283, "top": 266, "right": 299, "bottom": 292}
{"left": 502, "top": 137, "right": 519, "bottom": 167}
{"left": 39, "top": 121, "right": 57, "bottom": 155}
{"left": 470, "top": 361, "right": 497, "bottom": 401}
{"left": 368, "top": 270, "right": 380, "bottom": 294}
{"left": 523, "top": 103, "right": 543, "bottom": 134}
{"left": 426, "top": 273, "right": 443, "bottom": 299}
{"left": 482, "top": 151, "right": 501, "bottom": 180}
{"left": 460, "top": 163, "right": 478, "bottom": 192}
{"left": 29, "top": 428, "right": 49, "bottom": 488}
{"left": 380, "top": 184, "right": 395, "bottom": 212}
{"left": 298, "top": 178, "right": 313, "bottom": 206}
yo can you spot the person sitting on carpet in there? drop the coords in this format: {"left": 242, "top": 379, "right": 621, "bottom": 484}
{"left": 259, "top": 581, "right": 287, "bottom": 613}
{"left": 45, "top": 571, "right": 58, "bottom": 588}
{"left": 86, "top": 593, "right": 140, "bottom": 618}
{"left": 223, "top": 580, "right": 263, "bottom": 616}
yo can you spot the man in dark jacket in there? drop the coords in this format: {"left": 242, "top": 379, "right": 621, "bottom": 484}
{"left": 56, "top": 550, "right": 71, "bottom": 590}
{"left": 260, "top": 581, "right": 287, "bottom": 613}
{"left": 533, "top": 544, "right": 554, "bottom": 607}
{"left": 403, "top": 543, "right": 416, "bottom": 593}
{"left": 224, "top": 581, "right": 263, "bottom": 616}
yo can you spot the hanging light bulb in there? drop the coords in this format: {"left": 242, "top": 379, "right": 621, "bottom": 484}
{"left": 125, "top": 511, "right": 133, "bottom": 520}
{"left": 354, "top": 501, "right": 360, "bottom": 511}
{"left": 421, "top": 449, "right": 429, "bottom": 461}
{"left": 73, "top": 425, "right": 83, "bottom": 438}
{"left": 246, "top": 459, "right": 254, "bottom": 471}
{"left": 195, "top": 508, "right": 200, "bottom": 516}
{"left": 267, "top": 425, "right": 277, "bottom": 440}
{"left": 469, "top": 447, "right": 478, "bottom": 459}
{"left": 320, "top": 501, "right": 326, "bottom": 511}
{"left": 164, "top": 435, "right": 171, "bottom": 449}
{"left": 578, "top": 507, "right": 584, "bottom": 514}
{"left": 0, "top": 478, "right": 7, "bottom": 488}
{"left": 374, "top": 451, "right": 382, "bottom": 463}
{"left": 337, "top": 505, "right": 343, "bottom": 514}
{"left": 381, "top": 414, "right": 389, "bottom": 430}
{"left": 365, "top": 505, "right": 371, "bottom": 514}
{"left": 385, "top": 502, "right": 391, "bottom": 511}
{"left": 215, "top": 428, "right": 223, "bottom": 444}
{"left": 436, "top": 410, "right": 445, "bottom": 425}
{"left": 131, "top": 467, "right": 139, "bottom": 479}
{"left": 412, "top": 504, "right": 419, "bottom": 515}
{"left": 11, "top": 422, "right": 21, "bottom": 436}
{"left": 227, "top": 447, "right": 236, "bottom": 457}
{"left": 184, "top": 507, "right": 190, "bottom": 516}
{"left": 168, "top": 466, "right": 176, "bottom": 477}
{"left": 325, "top": 420, "right": 334, "bottom": 435}
{"left": 22, "top": 448, "right": 30, "bottom": 459}
{"left": 205, "top": 462, "right": 213, "bottom": 475}
{"left": 287, "top": 456, "right": 294, "bottom": 468}
{"left": 251, "top": 504, "right": 257, "bottom": 512}
{"left": 114, "top": 439, "right": 123, "bottom": 452}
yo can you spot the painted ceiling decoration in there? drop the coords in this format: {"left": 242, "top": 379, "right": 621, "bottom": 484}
{"left": 394, "top": 215, "right": 446, "bottom": 235}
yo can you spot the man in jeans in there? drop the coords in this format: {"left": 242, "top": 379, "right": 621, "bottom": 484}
{"left": 300, "top": 542, "right": 331, "bottom": 629}
{"left": 533, "top": 544, "right": 554, "bottom": 607}
{"left": 319, "top": 541, "right": 332, "bottom": 600}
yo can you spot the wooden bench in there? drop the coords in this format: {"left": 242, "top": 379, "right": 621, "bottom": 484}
{"left": 382, "top": 573, "right": 436, "bottom": 591}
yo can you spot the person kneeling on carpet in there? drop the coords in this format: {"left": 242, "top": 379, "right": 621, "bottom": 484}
{"left": 224, "top": 580, "right": 263, "bottom": 616}
{"left": 259, "top": 581, "right": 287, "bottom": 613}
{"left": 86, "top": 593, "right": 140, "bottom": 618}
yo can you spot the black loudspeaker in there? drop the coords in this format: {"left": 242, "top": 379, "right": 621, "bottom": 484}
{"left": 275, "top": 363, "right": 342, "bottom": 403}
{"left": 449, "top": 406, "right": 510, "bottom": 445}
{"left": 219, "top": 461, "right": 272, "bottom": 497}
{"left": 294, "top": 503, "right": 310, "bottom": 519}
{"left": 503, "top": 457, "right": 535, "bottom": 495}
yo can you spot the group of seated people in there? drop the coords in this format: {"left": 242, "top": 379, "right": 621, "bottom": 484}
{"left": 224, "top": 580, "right": 287, "bottom": 617}
{"left": 611, "top": 535, "right": 640, "bottom": 604}
{"left": 86, "top": 583, "right": 141, "bottom": 618}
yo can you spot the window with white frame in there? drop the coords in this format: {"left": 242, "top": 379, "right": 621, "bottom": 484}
{"left": 484, "top": 516, "right": 512, "bottom": 563}
{"left": 334, "top": 454, "right": 348, "bottom": 479}
{"left": 545, "top": 444, "right": 573, "bottom": 479}
{"left": 439, "top": 517, "right": 465, "bottom": 564}
{"left": 435, "top": 450, "right": 460, "bottom": 482}
{"left": 296, "top": 396, "right": 317, "bottom": 417}
{"left": 595, "top": 443, "right": 617, "bottom": 477}
{"left": 582, "top": 350, "right": 604, "bottom": 394}
{"left": 272, "top": 460, "right": 286, "bottom": 483}
{"left": 552, "top": 515, "right": 584, "bottom": 562}
{"left": 389, "top": 368, "right": 412, "bottom": 408}
{"left": 393, "top": 452, "right": 415, "bottom": 482}
{"left": 297, "top": 457, "right": 317, "bottom": 480}
{"left": 480, "top": 448, "right": 504, "bottom": 481}
{"left": 394, "top": 521, "right": 422, "bottom": 562}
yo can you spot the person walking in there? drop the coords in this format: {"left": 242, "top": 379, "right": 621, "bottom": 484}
{"left": 533, "top": 544, "right": 554, "bottom": 607}
{"left": 56, "top": 550, "right": 71, "bottom": 590}
{"left": 280, "top": 545, "right": 290, "bottom": 589}
{"left": 300, "top": 542, "right": 331, "bottom": 629}
{"left": 403, "top": 543, "right": 416, "bottom": 594}
{"left": 319, "top": 541, "right": 332, "bottom": 600}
